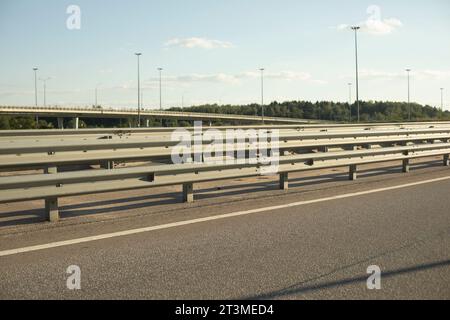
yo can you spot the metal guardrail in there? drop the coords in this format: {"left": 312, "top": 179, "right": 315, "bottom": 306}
{"left": 2, "top": 121, "right": 450, "bottom": 138}
{"left": 0, "top": 124, "right": 450, "bottom": 222}
{"left": 1, "top": 128, "right": 450, "bottom": 170}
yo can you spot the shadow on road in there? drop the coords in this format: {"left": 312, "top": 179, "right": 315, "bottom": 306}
{"left": 243, "top": 259, "right": 450, "bottom": 300}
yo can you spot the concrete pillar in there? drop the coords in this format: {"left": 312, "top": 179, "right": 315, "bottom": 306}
{"left": 349, "top": 164, "right": 357, "bottom": 181}
{"left": 57, "top": 117, "right": 64, "bottom": 130}
{"left": 74, "top": 117, "right": 79, "bottom": 130}
{"left": 279, "top": 172, "right": 289, "bottom": 190}
{"left": 146, "top": 119, "right": 150, "bottom": 127}
{"left": 45, "top": 197, "right": 59, "bottom": 222}
{"left": 444, "top": 154, "right": 450, "bottom": 167}
{"left": 101, "top": 161, "right": 115, "bottom": 170}
{"left": 182, "top": 183, "right": 194, "bottom": 203}
{"left": 402, "top": 159, "right": 410, "bottom": 173}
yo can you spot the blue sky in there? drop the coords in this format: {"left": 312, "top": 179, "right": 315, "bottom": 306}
{"left": 0, "top": 0, "right": 449, "bottom": 109}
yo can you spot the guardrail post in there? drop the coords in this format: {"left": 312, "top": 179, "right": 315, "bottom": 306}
{"left": 44, "top": 165, "right": 59, "bottom": 222}
{"left": 45, "top": 197, "right": 59, "bottom": 222}
{"left": 349, "top": 164, "right": 357, "bottom": 181}
{"left": 402, "top": 159, "right": 410, "bottom": 173}
{"left": 318, "top": 146, "right": 329, "bottom": 152}
{"left": 74, "top": 117, "right": 79, "bottom": 130}
{"left": 444, "top": 154, "right": 450, "bottom": 167}
{"left": 146, "top": 119, "right": 150, "bottom": 127}
{"left": 279, "top": 172, "right": 289, "bottom": 190}
{"left": 183, "top": 183, "right": 194, "bottom": 203}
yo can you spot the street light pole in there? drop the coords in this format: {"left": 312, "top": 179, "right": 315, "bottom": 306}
{"left": 441, "top": 88, "right": 444, "bottom": 118}
{"left": 95, "top": 84, "right": 101, "bottom": 107}
{"left": 351, "top": 26, "right": 360, "bottom": 122}
{"left": 33, "top": 67, "right": 38, "bottom": 106}
{"left": 33, "top": 67, "right": 39, "bottom": 128}
{"left": 348, "top": 83, "right": 352, "bottom": 122}
{"left": 260, "top": 68, "right": 265, "bottom": 124}
{"left": 39, "top": 77, "right": 51, "bottom": 107}
{"left": 158, "top": 68, "right": 163, "bottom": 111}
{"left": 406, "top": 68, "right": 411, "bottom": 121}
{"left": 135, "top": 53, "right": 142, "bottom": 127}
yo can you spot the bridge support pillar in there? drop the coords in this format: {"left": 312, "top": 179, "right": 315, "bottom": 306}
{"left": 74, "top": 117, "right": 79, "bottom": 130}
{"left": 101, "top": 161, "right": 115, "bottom": 170}
{"left": 402, "top": 159, "right": 410, "bottom": 173}
{"left": 279, "top": 172, "right": 289, "bottom": 190}
{"left": 349, "top": 164, "right": 357, "bottom": 181}
{"left": 444, "top": 154, "right": 450, "bottom": 167}
{"left": 45, "top": 197, "right": 59, "bottom": 222}
{"left": 183, "top": 183, "right": 194, "bottom": 203}
{"left": 57, "top": 117, "right": 64, "bottom": 130}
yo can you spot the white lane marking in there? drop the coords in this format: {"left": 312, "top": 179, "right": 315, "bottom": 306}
{"left": 1, "top": 175, "right": 450, "bottom": 257}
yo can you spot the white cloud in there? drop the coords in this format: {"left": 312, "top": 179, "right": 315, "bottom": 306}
{"left": 335, "top": 6, "right": 402, "bottom": 35}
{"left": 238, "top": 71, "right": 312, "bottom": 81}
{"left": 164, "top": 37, "right": 234, "bottom": 49}
{"left": 144, "top": 71, "right": 324, "bottom": 86}
{"left": 341, "top": 69, "right": 450, "bottom": 81}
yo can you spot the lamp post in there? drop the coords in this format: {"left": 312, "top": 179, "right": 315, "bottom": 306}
{"left": 39, "top": 77, "right": 51, "bottom": 107}
{"left": 406, "top": 68, "right": 411, "bottom": 121}
{"left": 158, "top": 67, "right": 163, "bottom": 111}
{"left": 260, "top": 68, "right": 265, "bottom": 124}
{"left": 441, "top": 88, "right": 445, "bottom": 119}
{"left": 135, "top": 53, "right": 142, "bottom": 127}
{"left": 33, "top": 67, "right": 39, "bottom": 128}
{"left": 348, "top": 82, "right": 352, "bottom": 122}
{"left": 351, "top": 26, "right": 360, "bottom": 122}
{"left": 95, "top": 83, "right": 101, "bottom": 107}
{"left": 33, "top": 67, "right": 38, "bottom": 106}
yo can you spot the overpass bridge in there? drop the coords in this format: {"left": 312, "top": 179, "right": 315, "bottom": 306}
{"left": 0, "top": 105, "right": 316, "bottom": 128}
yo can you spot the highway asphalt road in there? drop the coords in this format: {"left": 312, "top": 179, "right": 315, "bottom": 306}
{"left": 0, "top": 163, "right": 449, "bottom": 299}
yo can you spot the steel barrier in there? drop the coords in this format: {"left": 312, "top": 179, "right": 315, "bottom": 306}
{"left": 0, "top": 124, "right": 450, "bottom": 222}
